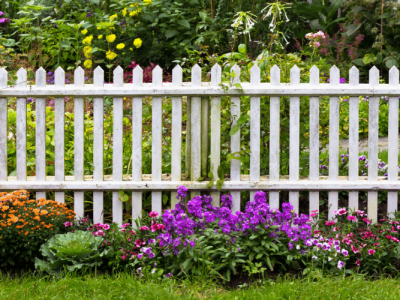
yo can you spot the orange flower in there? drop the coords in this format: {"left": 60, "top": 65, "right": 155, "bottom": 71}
{"left": 40, "top": 210, "right": 48, "bottom": 215}
{"left": 33, "top": 216, "right": 40, "bottom": 221}
{"left": 33, "top": 208, "right": 40, "bottom": 214}
{"left": 24, "top": 231, "right": 29, "bottom": 235}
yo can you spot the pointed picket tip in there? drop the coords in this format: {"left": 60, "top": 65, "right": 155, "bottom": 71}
{"left": 191, "top": 64, "right": 202, "bottom": 86}
{"left": 349, "top": 66, "right": 359, "bottom": 86}
{"left": 250, "top": 64, "right": 260, "bottom": 85}
{"left": 36, "top": 67, "right": 46, "bottom": 87}
{"left": 329, "top": 65, "right": 340, "bottom": 85}
{"left": 132, "top": 65, "right": 143, "bottom": 87}
{"left": 230, "top": 64, "right": 241, "bottom": 84}
{"left": 369, "top": 66, "right": 379, "bottom": 85}
{"left": 290, "top": 65, "right": 300, "bottom": 85}
{"left": 16, "top": 67, "right": 27, "bottom": 87}
{"left": 54, "top": 66, "right": 65, "bottom": 87}
{"left": 309, "top": 65, "right": 319, "bottom": 85}
{"left": 113, "top": 66, "right": 124, "bottom": 87}
{"left": 93, "top": 66, "right": 104, "bottom": 87}
{"left": 172, "top": 65, "right": 182, "bottom": 87}
{"left": 270, "top": 65, "right": 280, "bottom": 85}
{"left": 389, "top": 66, "right": 399, "bottom": 86}
{"left": 0, "top": 67, "right": 7, "bottom": 88}
{"left": 74, "top": 66, "right": 85, "bottom": 87}
{"left": 152, "top": 65, "right": 162, "bottom": 87}
{"left": 211, "top": 63, "right": 222, "bottom": 86}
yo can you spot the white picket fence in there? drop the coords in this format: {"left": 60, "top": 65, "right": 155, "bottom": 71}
{"left": 0, "top": 64, "right": 399, "bottom": 224}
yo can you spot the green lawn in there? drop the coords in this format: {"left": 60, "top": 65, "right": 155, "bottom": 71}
{"left": 1, "top": 272, "right": 400, "bottom": 300}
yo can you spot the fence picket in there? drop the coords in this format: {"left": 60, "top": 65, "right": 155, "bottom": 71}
{"left": 250, "top": 65, "right": 260, "bottom": 203}
{"left": 112, "top": 66, "right": 124, "bottom": 225}
{"left": 132, "top": 66, "right": 143, "bottom": 220}
{"left": 328, "top": 66, "right": 340, "bottom": 219}
{"left": 54, "top": 67, "right": 65, "bottom": 204}
{"left": 35, "top": 68, "right": 46, "bottom": 200}
{"left": 289, "top": 66, "right": 300, "bottom": 214}
{"left": 0, "top": 68, "right": 7, "bottom": 182}
{"left": 191, "top": 65, "right": 202, "bottom": 198}
{"left": 309, "top": 66, "right": 320, "bottom": 215}
{"left": 368, "top": 67, "right": 380, "bottom": 223}
{"left": 388, "top": 66, "right": 399, "bottom": 216}
{"left": 348, "top": 66, "right": 359, "bottom": 210}
{"left": 230, "top": 64, "right": 241, "bottom": 212}
{"left": 16, "top": 68, "right": 27, "bottom": 182}
{"left": 269, "top": 65, "right": 280, "bottom": 209}
{"left": 171, "top": 65, "right": 183, "bottom": 208}
{"left": 210, "top": 64, "right": 222, "bottom": 206}
{"left": 152, "top": 66, "right": 163, "bottom": 214}
{"left": 74, "top": 67, "right": 85, "bottom": 220}
{"left": 93, "top": 66, "right": 104, "bottom": 223}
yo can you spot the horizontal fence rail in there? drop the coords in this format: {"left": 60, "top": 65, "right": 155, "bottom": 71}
{"left": 0, "top": 64, "right": 399, "bottom": 224}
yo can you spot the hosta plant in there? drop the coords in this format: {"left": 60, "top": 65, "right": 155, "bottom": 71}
{"left": 35, "top": 230, "right": 111, "bottom": 275}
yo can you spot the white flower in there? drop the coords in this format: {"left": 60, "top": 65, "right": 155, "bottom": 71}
{"left": 296, "top": 245, "right": 300, "bottom": 250}
{"left": 328, "top": 257, "right": 332, "bottom": 261}
{"left": 151, "top": 268, "right": 156, "bottom": 274}
{"left": 8, "top": 132, "right": 13, "bottom": 140}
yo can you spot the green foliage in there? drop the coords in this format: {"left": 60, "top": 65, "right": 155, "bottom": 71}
{"left": 35, "top": 230, "right": 110, "bottom": 275}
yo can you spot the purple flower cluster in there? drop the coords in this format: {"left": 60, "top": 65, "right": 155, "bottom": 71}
{"left": 159, "top": 187, "right": 312, "bottom": 255}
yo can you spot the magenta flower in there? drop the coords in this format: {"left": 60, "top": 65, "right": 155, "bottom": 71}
{"left": 355, "top": 259, "right": 360, "bottom": 266}
{"left": 334, "top": 208, "right": 347, "bottom": 215}
{"left": 102, "top": 224, "right": 110, "bottom": 230}
{"left": 0, "top": 11, "right": 4, "bottom": 16}
{"left": 325, "top": 221, "right": 335, "bottom": 226}
{"left": 337, "top": 260, "right": 344, "bottom": 269}
{"left": 368, "top": 249, "right": 375, "bottom": 255}
{"left": 347, "top": 215, "right": 356, "bottom": 222}
{"left": 149, "top": 211, "right": 159, "bottom": 218}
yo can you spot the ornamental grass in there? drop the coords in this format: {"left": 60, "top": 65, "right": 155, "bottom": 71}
{"left": 0, "top": 190, "right": 76, "bottom": 268}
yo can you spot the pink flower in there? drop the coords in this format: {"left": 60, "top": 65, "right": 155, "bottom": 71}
{"left": 102, "top": 224, "right": 110, "bottom": 230}
{"left": 139, "top": 226, "right": 150, "bottom": 231}
{"left": 310, "top": 213, "right": 316, "bottom": 217}
{"left": 391, "top": 237, "right": 400, "bottom": 243}
{"left": 347, "top": 215, "right": 356, "bottom": 222}
{"left": 64, "top": 221, "right": 72, "bottom": 227}
{"left": 325, "top": 221, "right": 336, "bottom": 226}
{"left": 121, "top": 223, "right": 131, "bottom": 228}
{"left": 135, "top": 239, "right": 142, "bottom": 247}
{"left": 368, "top": 249, "right": 375, "bottom": 255}
{"left": 363, "top": 218, "right": 371, "bottom": 224}
{"left": 351, "top": 245, "right": 359, "bottom": 253}
{"left": 385, "top": 235, "right": 393, "bottom": 240}
{"left": 149, "top": 211, "right": 159, "bottom": 218}
{"left": 334, "top": 208, "right": 347, "bottom": 215}
{"left": 355, "top": 210, "right": 365, "bottom": 216}
{"left": 355, "top": 259, "right": 360, "bottom": 266}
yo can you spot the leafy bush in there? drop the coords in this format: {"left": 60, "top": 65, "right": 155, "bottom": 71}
{"left": 35, "top": 230, "right": 110, "bottom": 275}
{"left": 305, "top": 209, "right": 400, "bottom": 275}
{"left": 155, "top": 187, "right": 311, "bottom": 280}
{"left": 0, "top": 190, "right": 76, "bottom": 267}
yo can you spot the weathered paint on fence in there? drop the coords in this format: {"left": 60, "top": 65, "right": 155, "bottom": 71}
{"left": 0, "top": 64, "right": 399, "bottom": 224}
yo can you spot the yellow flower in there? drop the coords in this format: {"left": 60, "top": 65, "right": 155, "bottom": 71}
{"left": 82, "top": 35, "right": 93, "bottom": 45}
{"left": 98, "top": 35, "right": 103, "bottom": 39}
{"left": 106, "top": 50, "right": 117, "bottom": 60}
{"left": 81, "top": 29, "right": 88, "bottom": 35}
{"left": 122, "top": 8, "right": 127, "bottom": 17}
{"left": 129, "top": 8, "right": 141, "bottom": 17}
{"left": 143, "top": 0, "right": 152, "bottom": 4}
{"left": 109, "top": 14, "right": 118, "bottom": 21}
{"left": 116, "top": 43, "right": 125, "bottom": 50}
{"left": 133, "top": 38, "right": 142, "bottom": 48}
{"left": 84, "top": 60, "right": 93, "bottom": 69}
{"left": 106, "top": 34, "right": 116, "bottom": 43}
{"left": 130, "top": 48, "right": 133, "bottom": 51}
{"left": 83, "top": 46, "right": 93, "bottom": 58}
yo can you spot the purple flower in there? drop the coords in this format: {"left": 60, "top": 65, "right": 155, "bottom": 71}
{"left": 341, "top": 249, "right": 348, "bottom": 256}
{"left": 148, "top": 252, "right": 155, "bottom": 258}
{"left": 176, "top": 186, "right": 188, "bottom": 200}
{"left": 0, "top": 11, "right": 3, "bottom": 17}
{"left": 166, "top": 273, "right": 173, "bottom": 278}
{"left": 337, "top": 260, "right": 344, "bottom": 269}
{"left": 148, "top": 239, "right": 155, "bottom": 244}
{"left": 340, "top": 78, "right": 346, "bottom": 84}
{"left": 86, "top": 13, "right": 92, "bottom": 18}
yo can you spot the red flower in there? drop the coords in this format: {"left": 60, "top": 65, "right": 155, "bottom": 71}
{"left": 351, "top": 245, "right": 359, "bottom": 253}
{"left": 368, "top": 249, "right": 375, "bottom": 255}
{"left": 325, "top": 221, "right": 335, "bottom": 226}
{"left": 385, "top": 235, "right": 393, "bottom": 240}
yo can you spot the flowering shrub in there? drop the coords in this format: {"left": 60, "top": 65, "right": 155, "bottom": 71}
{"left": 306, "top": 209, "right": 400, "bottom": 275}
{"left": 157, "top": 187, "right": 312, "bottom": 280}
{"left": 0, "top": 190, "right": 76, "bottom": 267}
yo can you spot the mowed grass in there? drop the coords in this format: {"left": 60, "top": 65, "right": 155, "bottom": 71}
{"left": 1, "top": 272, "right": 400, "bottom": 300}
